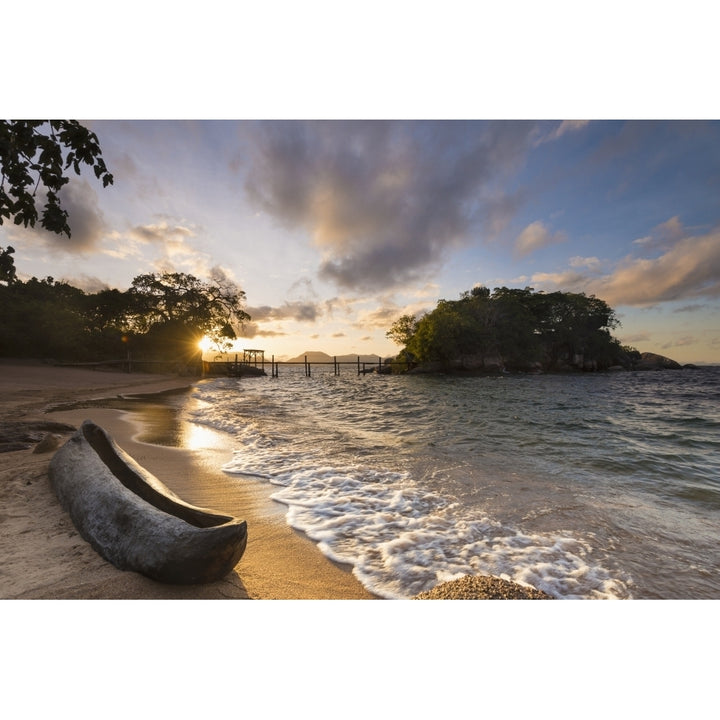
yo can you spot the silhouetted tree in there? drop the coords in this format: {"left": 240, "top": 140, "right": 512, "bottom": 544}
{"left": 125, "top": 272, "right": 251, "bottom": 362}
{"left": 0, "top": 245, "right": 16, "bottom": 284}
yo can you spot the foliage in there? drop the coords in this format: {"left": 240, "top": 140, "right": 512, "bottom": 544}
{"left": 386, "top": 314, "right": 419, "bottom": 347}
{"left": 0, "top": 276, "right": 88, "bottom": 358}
{"left": 0, "top": 267, "right": 250, "bottom": 366}
{"left": 125, "top": 272, "right": 250, "bottom": 359}
{"left": 391, "top": 286, "right": 625, "bottom": 372}
{"left": 0, "top": 245, "right": 16, "bottom": 284}
{"left": 0, "top": 120, "right": 113, "bottom": 237}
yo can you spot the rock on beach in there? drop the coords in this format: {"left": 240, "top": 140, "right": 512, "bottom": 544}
{"left": 414, "top": 574, "right": 553, "bottom": 599}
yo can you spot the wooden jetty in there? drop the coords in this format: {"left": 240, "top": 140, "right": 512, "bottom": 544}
{"left": 205, "top": 350, "right": 404, "bottom": 378}
{"left": 267, "top": 354, "right": 390, "bottom": 378}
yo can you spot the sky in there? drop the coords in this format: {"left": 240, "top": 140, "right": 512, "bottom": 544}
{"left": 3, "top": 119, "right": 720, "bottom": 363}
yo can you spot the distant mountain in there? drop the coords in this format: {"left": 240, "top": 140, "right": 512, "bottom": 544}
{"left": 286, "top": 351, "right": 383, "bottom": 364}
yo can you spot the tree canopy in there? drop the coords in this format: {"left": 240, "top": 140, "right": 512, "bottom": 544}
{"left": 387, "top": 286, "right": 629, "bottom": 372}
{"left": 0, "top": 120, "right": 113, "bottom": 238}
{"left": 0, "top": 268, "right": 250, "bottom": 366}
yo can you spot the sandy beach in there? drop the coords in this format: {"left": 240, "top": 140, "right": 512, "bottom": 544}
{"left": 0, "top": 361, "right": 376, "bottom": 599}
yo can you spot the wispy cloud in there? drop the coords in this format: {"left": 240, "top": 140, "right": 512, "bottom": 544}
{"left": 569, "top": 256, "right": 602, "bottom": 270}
{"left": 620, "top": 332, "right": 651, "bottom": 345}
{"left": 632, "top": 216, "right": 686, "bottom": 252}
{"left": 536, "top": 120, "right": 591, "bottom": 144}
{"left": 662, "top": 335, "right": 696, "bottom": 349}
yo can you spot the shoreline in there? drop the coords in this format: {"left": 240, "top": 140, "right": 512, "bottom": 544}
{"left": 0, "top": 363, "right": 376, "bottom": 599}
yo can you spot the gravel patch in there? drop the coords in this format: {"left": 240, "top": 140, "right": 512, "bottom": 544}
{"left": 414, "top": 574, "right": 553, "bottom": 599}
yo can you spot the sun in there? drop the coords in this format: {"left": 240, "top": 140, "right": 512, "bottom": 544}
{"left": 198, "top": 335, "right": 213, "bottom": 352}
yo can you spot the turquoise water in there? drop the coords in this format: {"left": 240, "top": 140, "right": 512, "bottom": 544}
{"left": 184, "top": 367, "right": 720, "bottom": 599}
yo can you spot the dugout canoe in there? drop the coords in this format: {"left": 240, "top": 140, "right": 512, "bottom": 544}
{"left": 49, "top": 420, "right": 247, "bottom": 584}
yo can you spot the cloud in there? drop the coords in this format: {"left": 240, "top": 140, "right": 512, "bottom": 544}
{"left": 59, "top": 274, "right": 110, "bottom": 293}
{"left": 569, "top": 256, "right": 601, "bottom": 270}
{"left": 246, "top": 301, "right": 322, "bottom": 323}
{"left": 620, "top": 332, "right": 651, "bottom": 345}
{"left": 533, "top": 225, "right": 720, "bottom": 306}
{"left": 14, "top": 179, "right": 107, "bottom": 253}
{"left": 586, "top": 228, "right": 720, "bottom": 305}
{"left": 128, "top": 221, "right": 195, "bottom": 245}
{"left": 554, "top": 120, "right": 590, "bottom": 137}
{"left": 632, "top": 216, "right": 686, "bottom": 252}
{"left": 245, "top": 120, "right": 535, "bottom": 291}
{"left": 662, "top": 336, "right": 696, "bottom": 349}
{"left": 239, "top": 322, "right": 287, "bottom": 339}
{"left": 353, "top": 299, "right": 433, "bottom": 330}
{"left": 514, "top": 220, "right": 566, "bottom": 258}
{"left": 537, "top": 120, "right": 591, "bottom": 144}
{"left": 530, "top": 270, "right": 588, "bottom": 290}
{"left": 354, "top": 305, "right": 403, "bottom": 329}
{"left": 124, "top": 219, "right": 232, "bottom": 280}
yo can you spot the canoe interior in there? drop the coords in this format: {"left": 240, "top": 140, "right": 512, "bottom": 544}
{"left": 81, "top": 422, "right": 232, "bottom": 529}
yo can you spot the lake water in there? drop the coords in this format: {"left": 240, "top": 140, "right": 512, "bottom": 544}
{"left": 181, "top": 366, "right": 720, "bottom": 599}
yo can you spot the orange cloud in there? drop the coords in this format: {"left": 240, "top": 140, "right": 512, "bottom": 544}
{"left": 514, "top": 221, "right": 566, "bottom": 258}
{"left": 586, "top": 229, "right": 720, "bottom": 305}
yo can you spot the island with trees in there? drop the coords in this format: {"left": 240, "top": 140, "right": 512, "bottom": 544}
{"left": 386, "top": 285, "right": 684, "bottom": 374}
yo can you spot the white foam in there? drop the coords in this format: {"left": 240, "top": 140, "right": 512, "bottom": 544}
{"left": 221, "top": 430, "right": 628, "bottom": 599}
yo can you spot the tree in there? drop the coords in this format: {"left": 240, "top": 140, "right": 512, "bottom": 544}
{"left": 0, "top": 245, "right": 16, "bottom": 284}
{"left": 386, "top": 314, "right": 419, "bottom": 347}
{"left": 392, "top": 286, "right": 624, "bottom": 372}
{"left": 0, "top": 275, "right": 89, "bottom": 359}
{"left": 0, "top": 120, "right": 113, "bottom": 237}
{"left": 125, "top": 272, "right": 251, "bottom": 361}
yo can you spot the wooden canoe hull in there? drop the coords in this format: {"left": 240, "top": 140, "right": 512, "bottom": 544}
{"left": 49, "top": 420, "right": 247, "bottom": 584}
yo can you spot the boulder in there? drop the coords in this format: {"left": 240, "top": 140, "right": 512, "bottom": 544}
{"left": 635, "top": 352, "right": 682, "bottom": 370}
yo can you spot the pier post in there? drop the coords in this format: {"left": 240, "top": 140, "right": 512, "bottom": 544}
{"left": 357, "top": 355, "right": 360, "bottom": 375}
